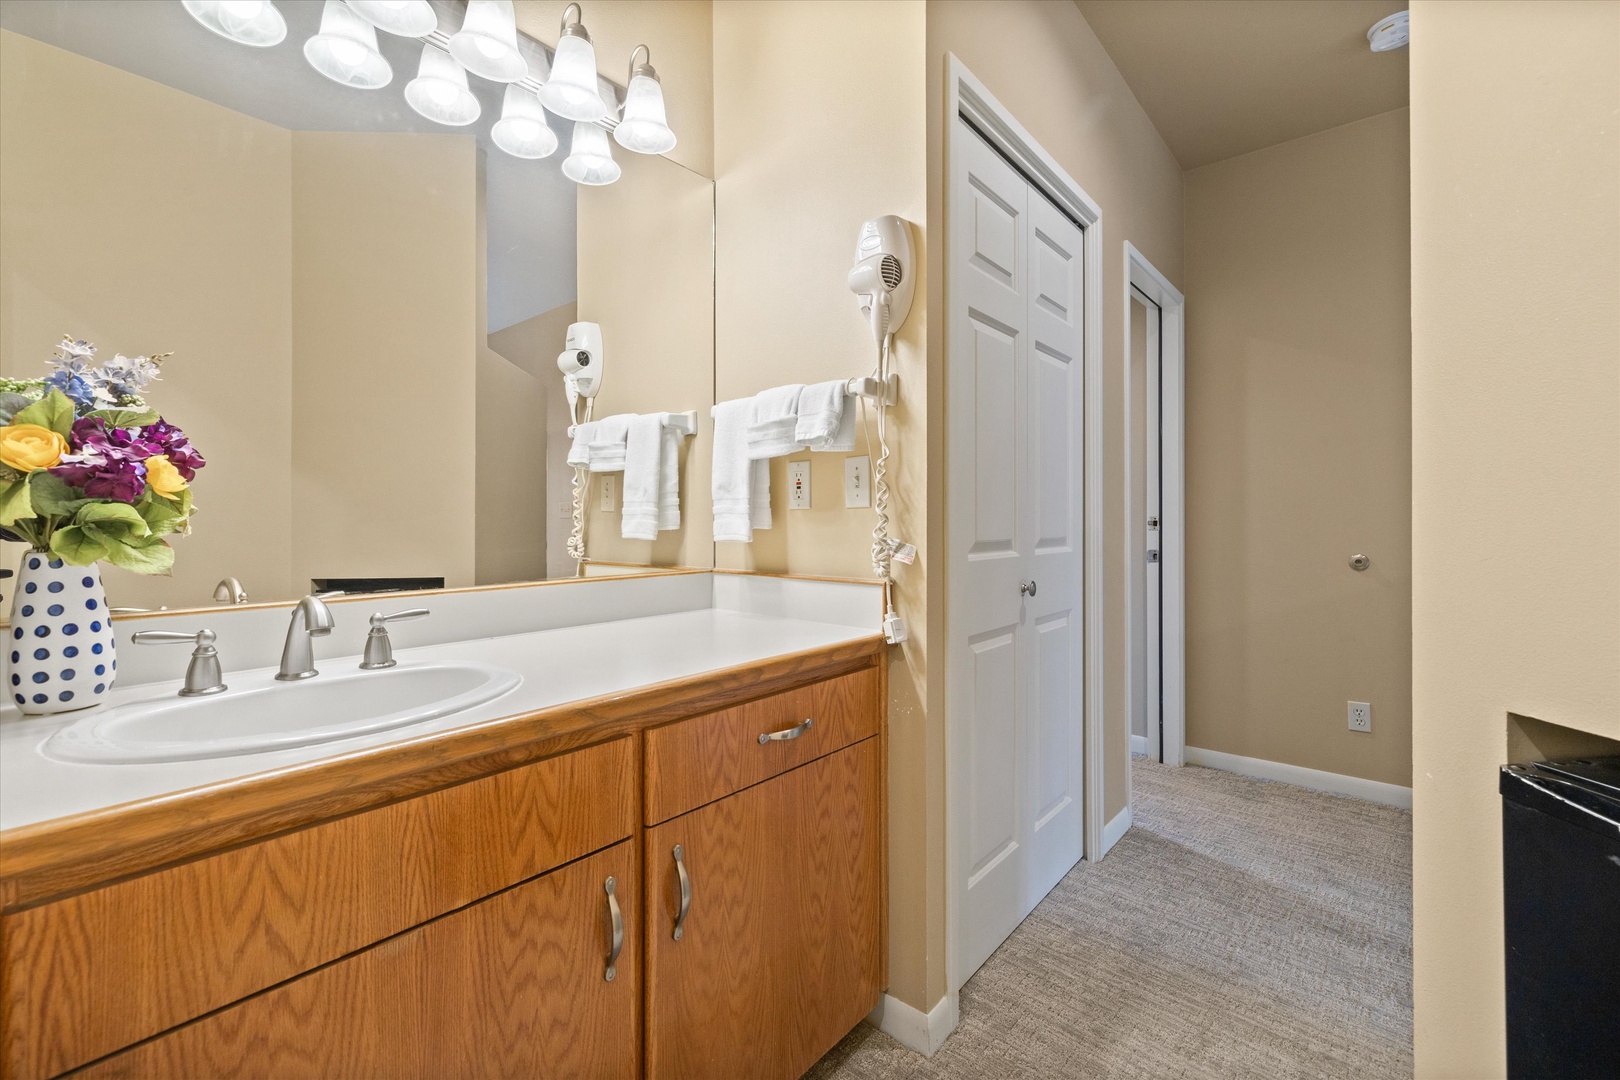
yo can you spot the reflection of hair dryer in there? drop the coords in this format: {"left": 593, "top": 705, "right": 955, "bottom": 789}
{"left": 557, "top": 321, "right": 604, "bottom": 415}
{"left": 848, "top": 216, "right": 915, "bottom": 345}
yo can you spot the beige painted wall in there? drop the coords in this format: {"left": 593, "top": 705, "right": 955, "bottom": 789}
{"left": 929, "top": 0, "right": 1185, "bottom": 859}
{"left": 1182, "top": 109, "right": 1412, "bottom": 788}
{"left": 1410, "top": 2, "right": 1619, "bottom": 1075}
{"left": 0, "top": 30, "right": 295, "bottom": 608}
{"left": 290, "top": 132, "right": 479, "bottom": 592}
{"left": 712, "top": 0, "right": 930, "bottom": 1008}
{"left": 514, "top": 0, "right": 714, "bottom": 179}
{"left": 578, "top": 149, "right": 715, "bottom": 571}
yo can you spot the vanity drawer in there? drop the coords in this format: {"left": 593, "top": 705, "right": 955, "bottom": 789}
{"left": 643, "top": 666, "right": 880, "bottom": 825}
{"left": 1, "top": 736, "right": 634, "bottom": 1080}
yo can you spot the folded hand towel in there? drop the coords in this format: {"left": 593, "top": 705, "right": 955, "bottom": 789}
{"left": 621, "top": 413, "right": 665, "bottom": 540}
{"left": 794, "top": 380, "right": 856, "bottom": 451}
{"left": 658, "top": 426, "right": 682, "bottom": 532}
{"left": 566, "top": 419, "right": 597, "bottom": 469}
{"left": 713, "top": 398, "right": 770, "bottom": 542}
{"left": 586, "top": 414, "right": 630, "bottom": 473}
{"left": 746, "top": 383, "right": 806, "bottom": 460}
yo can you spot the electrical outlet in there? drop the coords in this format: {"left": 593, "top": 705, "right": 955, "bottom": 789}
{"left": 1348, "top": 701, "right": 1372, "bottom": 733}
{"left": 788, "top": 460, "right": 811, "bottom": 509}
{"left": 845, "top": 456, "right": 871, "bottom": 508}
{"left": 598, "top": 474, "right": 615, "bottom": 512}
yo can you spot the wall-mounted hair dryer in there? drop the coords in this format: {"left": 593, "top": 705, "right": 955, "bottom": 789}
{"left": 557, "top": 321, "right": 604, "bottom": 415}
{"left": 847, "top": 215, "right": 915, "bottom": 346}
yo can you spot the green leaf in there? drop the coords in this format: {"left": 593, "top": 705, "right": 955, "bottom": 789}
{"left": 86, "top": 407, "right": 160, "bottom": 429}
{"left": 135, "top": 491, "right": 184, "bottom": 536}
{"left": 75, "top": 500, "right": 151, "bottom": 540}
{"left": 12, "top": 389, "right": 75, "bottom": 438}
{"left": 0, "top": 477, "right": 32, "bottom": 527}
{"left": 48, "top": 525, "right": 110, "bottom": 566}
{"left": 98, "top": 535, "right": 173, "bottom": 575}
{"left": 0, "top": 393, "right": 35, "bottom": 424}
{"left": 27, "top": 471, "right": 89, "bottom": 517}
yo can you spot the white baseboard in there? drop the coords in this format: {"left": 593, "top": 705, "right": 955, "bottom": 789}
{"left": 1101, "top": 804, "right": 1132, "bottom": 854}
{"left": 866, "top": 990, "right": 960, "bottom": 1057}
{"left": 1184, "top": 745, "right": 1413, "bottom": 809}
{"left": 1129, "top": 734, "right": 1148, "bottom": 756}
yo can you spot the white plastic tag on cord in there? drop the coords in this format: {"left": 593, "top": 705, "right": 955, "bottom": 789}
{"left": 889, "top": 541, "right": 916, "bottom": 566}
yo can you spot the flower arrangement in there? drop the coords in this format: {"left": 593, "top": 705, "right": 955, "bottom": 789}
{"left": 0, "top": 338, "right": 205, "bottom": 574}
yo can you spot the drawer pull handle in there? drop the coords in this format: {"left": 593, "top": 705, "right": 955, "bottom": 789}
{"left": 758, "top": 717, "right": 814, "bottom": 745}
{"left": 604, "top": 875, "right": 623, "bottom": 982}
{"left": 672, "top": 844, "right": 691, "bottom": 941}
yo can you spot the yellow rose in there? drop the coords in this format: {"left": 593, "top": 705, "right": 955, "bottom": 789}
{"left": 0, "top": 423, "right": 68, "bottom": 472}
{"left": 144, "top": 454, "right": 188, "bottom": 498}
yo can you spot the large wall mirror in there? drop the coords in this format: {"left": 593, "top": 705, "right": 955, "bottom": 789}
{"left": 0, "top": 0, "right": 715, "bottom": 614}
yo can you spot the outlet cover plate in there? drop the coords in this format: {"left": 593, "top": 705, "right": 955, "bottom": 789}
{"left": 598, "top": 474, "right": 615, "bottom": 512}
{"left": 788, "top": 460, "right": 811, "bottom": 509}
{"left": 1348, "top": 701, "right": 1372, "bottom": 732}
{"left": 845, "top": 456, "right": 871, "bottom": 508}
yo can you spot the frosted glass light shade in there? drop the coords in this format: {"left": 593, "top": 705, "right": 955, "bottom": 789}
{"left": 538, "top": 33, "right": 606, "bottom": 122}
{"left": 561, "top": 121, "right": 619, "bottom": 185}
{"left": 347, "top": 0, "right": 436, "bottom": 37}
{"left": 492, "top": 85, "right": 559, "bottom": 159}
{"left": 614, "top": 73, "right": 676, "bottom": 155}
{"left": 182, "top": 0, "right": 287, "bottom": 47}
{"left": 304, "top": 0, "right": 392, "bottom": 89}
{"left": 404, "top": 45, "right": 480, "bottom": 126}
{"left": 448, "top": 0, "right": 527, "bottom": 83}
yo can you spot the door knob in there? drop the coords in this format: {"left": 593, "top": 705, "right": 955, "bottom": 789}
{"left": 1020, "top": 580, "right": 1037, "bottom": 597}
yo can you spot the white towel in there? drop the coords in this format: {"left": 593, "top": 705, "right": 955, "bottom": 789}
{"left": 621, "top": 413, "right": 665, "bottom": 540}
{"left": 566, "top": 419, "right": 597, "bottom": 469}
{"left": 658, "top": 427, "right": 682, "bottom": 532}
{"left": 794, "top": 380, "right": 856, "bottom": 451}
{"left": 712, "top": 398, "right": 771, "bottom": 542}
{"left": 746, "top": 383, "right": 806, "bottom": 460}
{"left": 586, "top": 414, "right": 630, "bottom": 473}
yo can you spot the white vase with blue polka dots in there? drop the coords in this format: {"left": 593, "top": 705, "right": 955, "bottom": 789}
{"left": 7, "top": 552, "right": 116, "bottom": 715}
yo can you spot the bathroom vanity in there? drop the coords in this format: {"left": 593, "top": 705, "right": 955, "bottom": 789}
{"left": 0, "top": 573, "right": 887, "bottom": 1079}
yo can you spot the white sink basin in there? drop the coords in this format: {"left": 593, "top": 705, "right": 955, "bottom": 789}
{"left": 42, "top": 662, "right": 522, "bottom": 764}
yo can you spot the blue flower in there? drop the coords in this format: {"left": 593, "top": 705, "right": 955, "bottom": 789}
{"left": 43, "top": 369, "right": 98, "bottom": 408}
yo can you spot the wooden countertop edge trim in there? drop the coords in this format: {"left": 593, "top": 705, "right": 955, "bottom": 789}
{"left": 0, "top": 636, "right": 885, "bottom": 910}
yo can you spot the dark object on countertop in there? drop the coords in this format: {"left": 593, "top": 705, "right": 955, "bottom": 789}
{"left": 310, "top": 576, "right": 444, "bottom": 596}
{"left": 1501, "top": 757, "right": 1620, "bottom": 1080}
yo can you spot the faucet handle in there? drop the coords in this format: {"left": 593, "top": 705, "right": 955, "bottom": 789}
{"left": 360, "top": 609, "right": 430, "bottom": 670}
{"left": 132, "top": 628, "right": 227, "bottom": 697}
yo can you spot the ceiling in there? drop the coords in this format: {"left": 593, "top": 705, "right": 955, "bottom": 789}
{"left": 1073, "top": 0, "right": 1408, "bottom": 170}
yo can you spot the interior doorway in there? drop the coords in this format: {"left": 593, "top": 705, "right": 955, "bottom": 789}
{"left": 1124, "top": 245, "right": 1185, "bottom": 773}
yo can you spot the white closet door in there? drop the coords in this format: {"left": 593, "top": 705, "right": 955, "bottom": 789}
{"left": 949, "top": 118, "right": 1087, "bottom": 983}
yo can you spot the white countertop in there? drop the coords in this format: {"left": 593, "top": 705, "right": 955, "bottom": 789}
{"left": 0, "top": 606, "right": 878, "bottom": 832}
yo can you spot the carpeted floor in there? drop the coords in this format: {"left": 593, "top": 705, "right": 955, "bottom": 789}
{"left": 808, "top": 758, "right": 1413, "bottom": 1080}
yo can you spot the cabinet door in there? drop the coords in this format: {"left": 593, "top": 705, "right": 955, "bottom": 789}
{"left": 644, "top": 739, "right": 882, "bottom": 1080}
{"left": 76, "top": 842, "right": 638, "bottom": 1080}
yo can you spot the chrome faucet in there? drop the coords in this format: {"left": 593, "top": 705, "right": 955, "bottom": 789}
{"left": 213, "top": 577, "right": 249, "bottom": 604}
{"left": 132, "top": 628, "right": 227, "bottom": 696}
{"left": 276, "top": 593, "right": 337, "bottom": 681}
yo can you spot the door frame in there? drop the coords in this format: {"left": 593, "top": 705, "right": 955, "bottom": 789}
{"left": 1123, "top": 243, "right": 1186, "bottom": 772}
{"left": 944, "top": 55, "right": 1105, "bottom": 997}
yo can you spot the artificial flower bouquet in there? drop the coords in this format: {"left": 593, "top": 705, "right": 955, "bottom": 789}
{"left": 0, "top": 338, "right": 205, "bottom": 574}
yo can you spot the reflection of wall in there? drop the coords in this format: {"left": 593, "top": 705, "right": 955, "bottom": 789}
{"left": 489, "top": 300, "right": 579, "bottom": 580}
{"left": 290, "top": 132, "right": 478, "bottom": 591}
{"left": 0, "top": 29, "right": 295, "bottom": 609}
{"left": 1410, "top": 2, "right": 1619, "bottom": 1075}
{"left": 1183, "top": 110, "right": 1412, "bottom": 789}
{"left": 578, "top": 148, "right": 714, "bottom": 570}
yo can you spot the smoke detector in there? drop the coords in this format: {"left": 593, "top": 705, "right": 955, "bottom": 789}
{"left": 1367, "top": 10, "right": 1409, "bottom": 52}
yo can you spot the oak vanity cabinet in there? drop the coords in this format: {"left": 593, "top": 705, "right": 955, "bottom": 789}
{"left": 641, "top": 668, "right": 885, "bottom": 1080}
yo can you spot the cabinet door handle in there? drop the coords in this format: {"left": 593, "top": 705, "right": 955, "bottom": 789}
{"left": 672, "top": 844, "right": 691, "bottom": 941}
{"left": 758, "top": 717, "right": 813, "bottom": 745}
{"left": 604, "top": 875, "right": 623, "bottom": 982}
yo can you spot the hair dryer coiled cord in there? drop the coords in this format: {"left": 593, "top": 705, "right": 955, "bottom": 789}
{"left": 866, "top": 335, "right": 894, "bottom": 583}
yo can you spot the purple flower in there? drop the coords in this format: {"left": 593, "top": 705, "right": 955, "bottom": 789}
{"left": 52, "top": 458, "right": 146, "bottom": 502}
{"left": 141, "top": 418, "right": 205, "bottom": 480}
{"left": 50, "top": 418, "right": 162, "bottom": 503}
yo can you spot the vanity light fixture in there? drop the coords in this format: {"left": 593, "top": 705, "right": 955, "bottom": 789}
{"left": 181, "top": 0, "right": 287, "bottom": 47}
{"left": 492, "top": 85, "right": 559, "bottom": 158}
{"left": 448, "top": 0, "right": 528, "bottom": 83}
{"left": 405, "top": 44, "right": 480, "bottom": 126}
{"left": 538, "top": 3, "right": 607, "bottom": 123}
{"left": 561, "top": 120, "right": 620, "bottom": 185}
{"left": 613, "top": 45, "right": 676, "bottom": 155}
{"left": 304, "top": 0, "right": 393, "bottom": 89}
{"left": 346, "top": 0, "right": 437, "bottom": 38}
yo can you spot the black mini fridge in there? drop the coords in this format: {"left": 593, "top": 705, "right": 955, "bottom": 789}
{"left": 1500, "top": 757, "right": 1620, "bottom": 1080}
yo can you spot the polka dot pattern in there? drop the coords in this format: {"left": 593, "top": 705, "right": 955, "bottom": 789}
{"left": 7, "top": 556, "right": 115, "bottom": 715}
